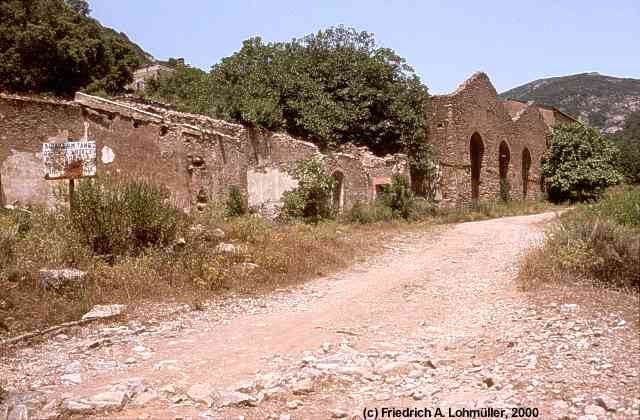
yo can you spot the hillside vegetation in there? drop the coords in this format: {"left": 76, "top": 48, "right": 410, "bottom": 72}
{"left": 0, "top": 0, "right": 151, "bottom": 96}
{"left": 500, "top": 72, "right": 640, "bottom": 133}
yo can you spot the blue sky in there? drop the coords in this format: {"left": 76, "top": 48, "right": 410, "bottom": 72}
{"left": 91, "top": 0, "right": 639, "bottom": 94}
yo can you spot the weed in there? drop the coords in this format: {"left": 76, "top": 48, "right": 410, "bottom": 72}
{"left": 71, "top": 178, "right": 180, "bottom": 256}
{"left": 225, "top": 185, "right": 248, "bottom": 218}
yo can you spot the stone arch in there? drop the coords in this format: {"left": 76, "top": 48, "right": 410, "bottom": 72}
{"left": 522, "top": 147, "right": 532, "bottom": 199}
{"left": 498, "top": 141, "right": 511, "bottom": 201}
{"left": 331, "top": 170, "right": 345, "bottom": 213}
{"left": 470, "top": 133, "right": 484, "bottom": 200}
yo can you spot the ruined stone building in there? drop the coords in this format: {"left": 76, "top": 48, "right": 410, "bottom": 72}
{"left": 0, "top": 92, "right": 408, "bottom": 213}
{"left": 127, "top": 62, "right": 177, "bottom": 92}
{"left": 426, "top": 72, "right": 576, "bottom": 207}
{"left": 0, "top": 72, "right": 576, "bottom": 212}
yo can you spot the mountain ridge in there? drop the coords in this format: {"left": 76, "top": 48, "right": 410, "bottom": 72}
{"left": 499, "top": 73, "right": 640, "bottom": 133}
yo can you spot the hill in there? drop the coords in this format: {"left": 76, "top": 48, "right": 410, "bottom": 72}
{"left": 500, "top": 73, "right": 640, "bottom": 133}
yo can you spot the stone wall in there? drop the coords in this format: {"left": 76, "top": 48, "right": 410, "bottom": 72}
{"left": 0, "top": 95, "right": 84, "bottom": 207}
{"left": 0, "top": 93, "right": 406, "bottom": 214}
{"left": 426, "top": 73, "right": 551, "bottom": 207}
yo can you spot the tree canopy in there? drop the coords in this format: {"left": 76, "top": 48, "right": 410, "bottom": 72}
{"left": 0, "top": 0, "right": 142, "bottom": 96}
{"left": 542, "top": 123, "right": 623, "bottom": 202}
{"left": 145, "top": 26, "right": 431, "bottom": 168}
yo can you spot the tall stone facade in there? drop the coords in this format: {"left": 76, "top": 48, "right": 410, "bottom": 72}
{"left": 426, "top": 72, "right": 576, "bottom": 207}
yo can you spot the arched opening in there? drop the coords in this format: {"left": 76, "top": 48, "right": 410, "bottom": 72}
{"left": 498, "top": 141, "right": 511, "bottom": 201}
{"left": 331, "top": 171, "right": 345, "bottom": 213}
{"left": 522, "top": 148, "right": 532, "bottom": 200}
{"left": 470, "top": 133, "right": 484, "bottom": 201}
{"left": 539, "top": 158, "right": 545, "bottom": 194}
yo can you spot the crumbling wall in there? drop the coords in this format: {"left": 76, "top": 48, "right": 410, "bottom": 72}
{"left": 0, "top": 95, "right": 84, "bottom": 206}
{"left": 0, "top": 92, "right": 401, "bottom": 214}
{"left": 426, "top": 72, "right": 549, "bottom": 207}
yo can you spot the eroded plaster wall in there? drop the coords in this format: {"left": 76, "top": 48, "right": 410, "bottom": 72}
{"left": 0, "top": 95, "right": 84, "bottom": 206}
{"left": 0, "top": 93, "right": 401, "bottom": 213}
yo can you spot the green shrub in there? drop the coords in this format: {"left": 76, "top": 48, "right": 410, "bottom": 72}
{"left": 408, "top": 197, "right": 437, "bottom": 220}
{"left": 542, "top": 123, "right": 623, "bottom": 202}
{"left": 71, "top": 178, "right": 180, "bottom": 256}
{"left": 377, "top": 175, "right": 416, "bottom": 219}
{"left": 343, "top": 201, "right": 393, "bottom": 224}
{"left": 520, "top": 186, "right": 640, "bottom": 290}
{"left": 584, "top": 185, "right": 640, "bottom": 228}
{"left": 0, "top": 219, "right": 17, "bottom": 270}
{"left": 225, "top": 185, "right": 248, "bottom": 218}
{"left": 281, "top": 159, "right": 335, "bottom": 223}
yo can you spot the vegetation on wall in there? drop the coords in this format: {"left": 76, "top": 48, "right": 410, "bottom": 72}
{"left": 0, "top": 0, "right": 147, "bottom": 96}
{"left": 281, "top": 159, "right": 336, "bottom": 223}
{"left": 541, "top": 123, "right": 622, "bottom": 202}
{"left": 145, "top": 26, "right": 431, "bottom": 170}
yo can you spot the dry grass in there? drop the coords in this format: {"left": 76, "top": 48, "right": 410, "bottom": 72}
{"left": 518, "top": 185, "right": 640, "bottom": 292}
{"left": 0, "top": 202, "right": 414, "bottom": 336}
{"left": 0, "top": 178, "right": 560, "bottom": 338}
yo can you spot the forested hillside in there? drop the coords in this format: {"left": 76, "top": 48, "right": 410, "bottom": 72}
{"left": 0, "top": 0, "right": 151, "bottom": 96}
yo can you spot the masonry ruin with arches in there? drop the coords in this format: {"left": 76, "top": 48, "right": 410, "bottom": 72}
{"left": 0, "top": 72, "right": 576, "bottom": 212}
{"left": 425, "top": 72, "right": 576, "bottom": 207}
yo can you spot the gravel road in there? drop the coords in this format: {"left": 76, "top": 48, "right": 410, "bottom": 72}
{"left": 1, "top": 211, "right": 638, "bottom": 420}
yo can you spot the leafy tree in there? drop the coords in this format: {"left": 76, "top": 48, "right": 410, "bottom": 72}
{"left": 145, "top": 26, "right": 431, "bottom": 173}
{"left": 610, "top": 111, "right": 640, "bottom": 184}
{"left": 541, "top": 123, "right": 623, "bottom": 202}
{"left": 0, "top": 0, "right": 141, "bottom": 96}
{"left": 145, "top": 66, "right": 211, "bottom": 114}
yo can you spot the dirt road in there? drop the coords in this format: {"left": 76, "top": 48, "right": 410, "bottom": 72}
{"left": 2, "top": 212, "right": 638, "bottom": 419}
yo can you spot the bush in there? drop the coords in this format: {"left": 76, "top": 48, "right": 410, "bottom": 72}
{"left": 519, "top": 186, "right": 640, "bottom": 290}
{"left": 541, "top": 123, "right": 623, "bottom": 202}
{"left": 71, "top": 178, "right": 180, "bottom": 256}
{"left": 225, "top": 185, "right": 248, "bottom": 218}
{"left": 377, "top": 175, "right": 416, "bottom": 219}
{"left": 343, "top": 201, "right": 393, "bottom": 224}
{"left": 281, "top": 159, "right": 335, "bottom": 223}
{"left": 0, "top": 220, "right": 17, "bottom": 270}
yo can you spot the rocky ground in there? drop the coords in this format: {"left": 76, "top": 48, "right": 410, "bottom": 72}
{"left": 1, "top": 212, "right": 638, "bottom": 420}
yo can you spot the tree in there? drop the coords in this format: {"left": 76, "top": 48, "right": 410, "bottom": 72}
{"left": 145, "top": 66, "right": 211, "bottom": 114}
{"left": 541, "top": 123, "right": 623, "bottom": 202}
{"left": 610, "top": 111, "right": 640, "bottom": 184}
{"left": 0, "top": 0, "right": 140, "bottom": 96}
{"left": 145, "top": 26, "right": 431, "bottom": 173}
